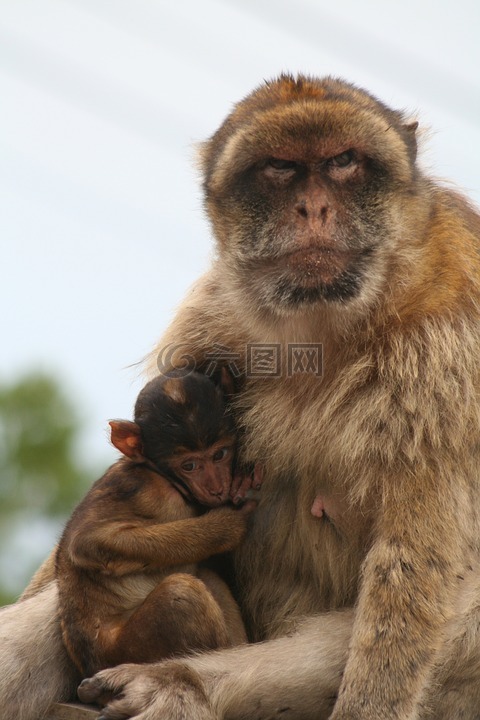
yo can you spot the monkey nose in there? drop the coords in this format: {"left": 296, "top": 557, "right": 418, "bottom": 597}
{"left": 295, "top": 200, "right": 329, "bottom": 223}
{"left": 295, "top": 201, "right": 309, "bottom": 218}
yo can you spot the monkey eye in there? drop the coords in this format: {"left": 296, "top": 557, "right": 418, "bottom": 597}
{"left": 181, "top": 460, "right": 197, "bottom": 472}
{"left": 213, "top": 447, "right": 229, "bottom": 462}
{"left": 266, "top": 158, "right": 298, "bottom": 171}
{"left": 327, "top": 150, "right": 356, "bottom": 169}
{"left": 262, "top": 158, "right": 299, "bottom": 182}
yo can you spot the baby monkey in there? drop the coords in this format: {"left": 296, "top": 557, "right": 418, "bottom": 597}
{"left": 56, "top": 370, "right": 260, "bottom": 677}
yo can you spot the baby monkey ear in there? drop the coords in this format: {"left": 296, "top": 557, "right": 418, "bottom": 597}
{"left": 109, "top": 420, "right": 144, "bottom": 461}
{"left": 218, "top": 366, "right": 236, "bottom": 398}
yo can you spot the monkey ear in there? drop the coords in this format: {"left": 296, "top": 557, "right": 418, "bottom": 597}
{"left": 403, "top": 121, "right": 418, "bottom": 162}
{"left": 109, "top": 420, "right": 144, "bottom": 461}
{"left": 405, "top": 121, "right": 419, "bottom": 133}
{"left": 218, "top": 366, "right": 235, "bottom": 397}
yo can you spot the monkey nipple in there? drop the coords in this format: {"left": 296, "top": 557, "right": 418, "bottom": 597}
{"left": 311, "top": 495, "right": 326, "bottom": 519}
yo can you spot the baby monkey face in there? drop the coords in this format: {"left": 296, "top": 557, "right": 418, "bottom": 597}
{"left": 167, "top": 439, "right": 236, "bottom": 507}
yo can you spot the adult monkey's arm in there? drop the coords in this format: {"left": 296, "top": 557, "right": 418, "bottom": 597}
{"left": 79, "top": 613, "right": 353, "bottom": 720}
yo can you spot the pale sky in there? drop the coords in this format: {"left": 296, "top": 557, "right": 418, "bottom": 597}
{"left": 1, "top": 0, "right": 479, "bottom": 472}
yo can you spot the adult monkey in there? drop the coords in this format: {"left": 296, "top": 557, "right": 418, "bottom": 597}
{"left": 3, "top": 74, "right": 480, "bottom": 720}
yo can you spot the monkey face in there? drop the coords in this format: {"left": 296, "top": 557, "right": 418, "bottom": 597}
{"left": 232, "top": 150, "right": 386, "bottom": 308}
{"left": 201, "top": 75, "right": 418, "bottom": 315}
{"left": 167, "top": 440, "right": 235, "bottom": 507}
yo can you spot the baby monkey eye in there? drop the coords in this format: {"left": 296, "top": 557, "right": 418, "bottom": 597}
{"left": 328, "top": 150, "right": 356, "bottom": 168}
{"left": 181, "top": 460, "right": 197, "bottom": 472}
{"left": 213, "top": 447, "right": 229, "bottom": 462}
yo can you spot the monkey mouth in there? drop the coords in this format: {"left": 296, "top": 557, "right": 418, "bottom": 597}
{"left": 282, "top": 247, "right": 356, "bottom": 285}
{"left": 260, "top": 246, "right": 376, "bottom": 306}
{"left": 171, "top": 478, "right": 229, "bottom": 507}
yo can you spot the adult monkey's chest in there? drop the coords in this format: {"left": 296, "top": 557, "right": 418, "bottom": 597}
{"left": 233, "top": 367, "right": 376, "bottom": 637}
{"left": 232, "top": 474, "right": 364, "bottom": 640}
{"left": 233, "top": 454, "right": 370, "bottom": 641}
{"left": 237, "top": 367, "right": 363, "bottom": 491}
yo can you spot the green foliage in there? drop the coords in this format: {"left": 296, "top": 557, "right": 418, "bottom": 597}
{"left": 0, "top": 372, "right": 97, "bottom": 604}
{"left": 0, "top": 373, "right": 91, "bottom": 516}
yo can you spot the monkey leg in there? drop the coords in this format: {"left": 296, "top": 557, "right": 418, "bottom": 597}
{"left": 79, "top": 611, "right": 352, "bottom": 720}
{"left": 197, "top": 567, "right": 247, "bottom": 645}
{"left": 99, "top": 572, "right": 231, "bottom": 670}
{"left": 19, "top": 546, "right": 58, "bottom": 601}
{"left": 6, "top": 581, "right": 480, "bottom": 720}
{"left": 0, "top": 582, "right": 79, "bottom": 720}
{"left": 417, "top": 565, "right": 480, "bottom": 719}
{"left": 79, "top": 593, "right": 480, "bottom": 720}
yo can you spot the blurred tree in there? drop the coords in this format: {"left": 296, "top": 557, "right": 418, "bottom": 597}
{"left": 0, "top": 372, "right": 96, "bottom": 604}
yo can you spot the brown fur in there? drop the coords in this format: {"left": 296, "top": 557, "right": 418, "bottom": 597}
{"left": 55, "top": 375, "right": 252, "bottom": 678}
{"left": 56, "top": 460, "right": 250, "bottom": 676}
{"left": 2, "top": 74, "right": 480, "bottom": 720}
{"left": 134, "top": 75, "right": 479, "bottom": 718}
